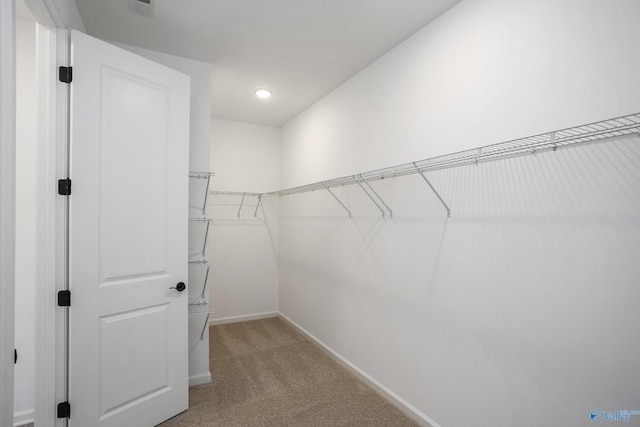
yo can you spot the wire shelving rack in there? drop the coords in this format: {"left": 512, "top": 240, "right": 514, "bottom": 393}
{"left": 265, "top": 113, "right": 640, "bottom": 218}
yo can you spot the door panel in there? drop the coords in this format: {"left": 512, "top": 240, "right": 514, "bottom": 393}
{"left": 69, "top": 30, "right": 190, "bottom": 427}
{"left": 99, "top": 304, "right": 169, "bottom": 417}
{"left": 99, "top": 68, "right": 169, "bottom": 281}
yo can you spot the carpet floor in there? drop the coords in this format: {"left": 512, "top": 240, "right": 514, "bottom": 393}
{"left": 159, "top": 317, "right": 418, "bottom": 426}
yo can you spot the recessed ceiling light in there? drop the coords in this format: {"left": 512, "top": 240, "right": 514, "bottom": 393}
{"left": 255, "top": 89, "right": 272, "bottom": 99}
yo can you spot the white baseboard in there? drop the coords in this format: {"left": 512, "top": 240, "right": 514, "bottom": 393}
{"left": 13, "top": 408, "right": 34, "bottom": 426}
{"left": 189, "top": 372, "right": 211, "bottom": 388}
{"left": 209, "top": 311, "right": 278, "bottom": 326}
{"left": 278, "top": 312, "right": 440, "bottom": 427}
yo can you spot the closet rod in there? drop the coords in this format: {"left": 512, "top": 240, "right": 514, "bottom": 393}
{"left": 269, "top": 112, "right": 640, "bottom": 198}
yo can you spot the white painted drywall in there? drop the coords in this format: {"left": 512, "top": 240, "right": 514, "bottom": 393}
{"left": 281, "top": 0, "right": 640, "bottom": 189}
{"left": 279, "top": 1, "right": 640, "bottom": 426}
{"left": 114, "top": 43, "right": 212, "bottom": 173}
{"left": 208, "top": 119, "right": 280, "bottom": 322}
{"left": 114, "top": 42, "right": 213, "bottom": 385}
{"left": 211, "top": 119, "right": 280, "bottom": 194}
{"left": 14, "top": 18, "right": 36, "bottom": 426}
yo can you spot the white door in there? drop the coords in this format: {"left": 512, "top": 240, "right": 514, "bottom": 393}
{"left": 68, "top": 30, "right": 190, "bottom": 426}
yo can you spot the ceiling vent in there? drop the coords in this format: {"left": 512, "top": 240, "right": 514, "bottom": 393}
{"left": 129, "top": 0, "right": 153, "bottom": 17}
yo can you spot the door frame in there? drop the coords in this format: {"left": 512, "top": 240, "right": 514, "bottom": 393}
{"left": 2, "top": 1, "right": 83, "bottom": 426}
{"left": 0, "top": 1, "right": 16, "bottom": 425}
{"left": 33, "top": 26, "right": 69, "bottom": 427}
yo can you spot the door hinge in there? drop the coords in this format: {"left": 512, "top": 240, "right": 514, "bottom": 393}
{"left": 57, "top": 401, "right": 71, "bottom": 418}
{"left": 58, "top": 178, "right": 72, "bottom": 195}
{"left": 14, "top": 349, "right": 17, "bottom": 364}
{"left": 58, "top": 66, "right": 72, "bottom": 83}
{"left": 57, "top": 290, "right": 71, "bottom": 307}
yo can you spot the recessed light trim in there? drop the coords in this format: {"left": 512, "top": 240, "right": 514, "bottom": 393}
{"left": 255, "top": 89, "right": 272, "bottom": 99}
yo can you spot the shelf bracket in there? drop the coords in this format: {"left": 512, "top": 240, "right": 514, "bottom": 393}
{"left": 201, "top": 266, "right": 210, "bottom": 301}
{"left": 355, "top": 175, "right": 391, "bottom": 218}
{"left": 413, "top": 162, "right": 451, "bottom": 217}
{"left": 200, "top": 313, "right": 211, "bottom": 340}
{"left": 355, "top": 177, "right": 385, "bottom": 217}
{"left": 253, "top": 194, "right": 262, "bottom": 218}
{"left": 237, "top": 193, "right": 246, "bottom": 218}
{"left": 322, "top": 183, "right": 352, "bottom": 218}
{"left": 196, "top": 219, "right": 209, "bottom": 258}
{"left": 201, "top": 220, "right": 211, "bottom": 257}
{"left": 359, "top": 174, "right": 393, "bottom": 218}
{"left": 202, "top": 174, "right": 212, "bottom": 215}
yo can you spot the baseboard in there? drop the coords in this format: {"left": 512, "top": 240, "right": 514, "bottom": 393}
{"left": 209, "top": 311, "right": 278, "bottom": 326}
{"left": 13, "top": 408, "right": 34, "bottom": 426}
{"left": 278, "top": 312, "right": 440, "bottom": 427}
{"left": 189, "top": 372, "right": 211, "bottom": 388}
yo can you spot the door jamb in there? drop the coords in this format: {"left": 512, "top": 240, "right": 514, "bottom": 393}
{"left": 33, "top": 25, "right": 69, "bottom": 427}
{"left": 8, "top": 0, "right": 79, "bottom": 425}
{"left": 0, "top": 1, "right": 17, "bottom": 424}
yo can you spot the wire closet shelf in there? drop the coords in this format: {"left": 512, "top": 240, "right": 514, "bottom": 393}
{"left": 188, "top": 303, "right": 216, "bottom": 345}
{"left": 269, "top": 113, "right": 640, "bottom": 198}
{"left": 189, "top": 172, "right": 215, "bottom": 215}
{"left": 208, "top": 191, "right": 264, "bottom": 218}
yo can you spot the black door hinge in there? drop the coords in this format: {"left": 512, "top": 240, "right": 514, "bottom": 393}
{"left": 14, "top": 349, "right": 17, "bottom": 364}
{"left": 58, "top": 66, "right": 72, "bottom": 83}
{"left": 58, "top": 290, "right": 71, "bottom": 307}
{"left": 57, "top": 401, "right": 71, "bottom": 418}
{"left": 58, "top": 178, "right": 72, "bottom": 196}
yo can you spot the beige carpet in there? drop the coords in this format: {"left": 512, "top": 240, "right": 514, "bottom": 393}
{"left": 159, "top": 317, "right": 418, "bottom": 426}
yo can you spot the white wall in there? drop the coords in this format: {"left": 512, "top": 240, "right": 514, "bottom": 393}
{"left": 115, "top": 43, "right": 212, "bottom": 173}
{"left": 208, "top": 118, "right": 280, "bottom": 323}
{"left": 14, "top": 18, "right": 36, "bottom": 426}
{"left": 279, "top": 1, "right": 640, "bottom": 426}
{"left": 211, "top": 118, "right": 280, "bottom": 194}
{"left": 281, "top": 0, "right": 640, "bottom": 189}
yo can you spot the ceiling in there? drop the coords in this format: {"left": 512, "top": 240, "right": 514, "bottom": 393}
{"left": 74, "top": 0, "right": 460, "bottom": 127}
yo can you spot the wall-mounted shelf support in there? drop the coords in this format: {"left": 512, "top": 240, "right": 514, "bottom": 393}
{"left": 189, "top": 172, "right": 215, "bottom": 215}
{"left": 358, "top": 174, "right": 393, "bottom": 218}
{"left": 209, "top": 191, "right": 264, "bottom": 220}
{"left": 237, "top": 193, "right": 246, "bottom": 218}
{"left": 188, "top": 260, "right": 211, "bottom": 304}
{"left": 188, "top": 303, "right": 215, "bottom": 341}
{"left": 199, "top": 314, "right": 210, "bottom": 340}
{"left": 355, "top": 176, "right": 386, "bottom": 218}
{"left": 322, "top": 183, "right": 352, "bottom": 218}
{"left": 412, "top": 162, "right": 451, "bottom": 217}
{"left": 253, "top": 194, "right": 262, "bottom": 217}
{"left": 189, "top": 218, "right": 213, "bottom": 258}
